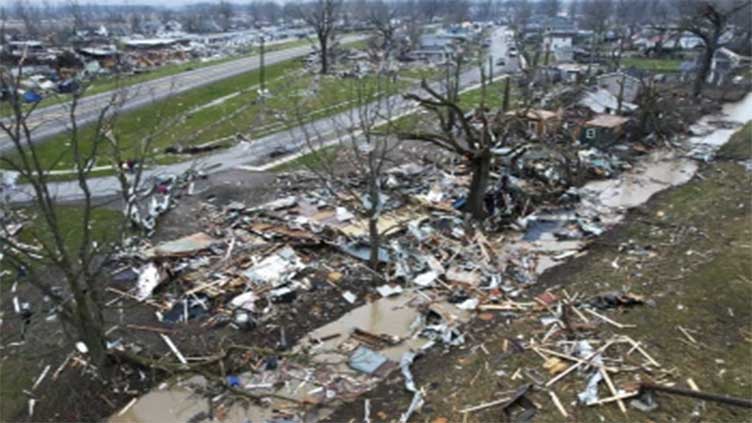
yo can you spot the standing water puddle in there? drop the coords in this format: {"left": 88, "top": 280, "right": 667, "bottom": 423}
{"left": 112, "top": 293, "right": 468, "bottom": 423}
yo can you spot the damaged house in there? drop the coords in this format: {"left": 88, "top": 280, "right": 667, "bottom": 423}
{"left": 542, "top": 29, "right": 576, "bottom": 63}
{"left": 577, "top": 114, "right": 630, "bottom": 148}
{"left": 596, "top": 72, "right": 642, "bottom": 103}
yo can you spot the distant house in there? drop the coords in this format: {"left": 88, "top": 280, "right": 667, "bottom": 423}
{"left": 552, "top": 46, "right": 574, "bottom": 63}
{"left": 419, "top": 34, "right": 453, "bottom": 49}
{"left": 543, "top": 30, "right": 576, "bottom": 53}
{"left": 122, "top": 38, "right": 180, "bottom": 50}
{"left": 578, "top": 114, "right": 629, "bottom": 147}
{"left": 410, "top": 34, "right": 456, "bottom": 62}
{"left": 596, "top": 72, "right": 641, "bottom": 103}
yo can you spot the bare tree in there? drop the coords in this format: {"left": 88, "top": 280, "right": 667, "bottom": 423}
{"left": 0, "top": 6, "right": 7, "bottom": 48}
{"left": 67, "top": 0, "right": 85, "bottom": 33}
{"left": 509, "top": 0, "right": 532, "bottom": 33}
{"left": 679, "top": 0, "right": 751, "bottom": 96}
{"left": 216, "top": 0, "right": 234, "bottom": 32}
{"left": 538, "top": 0, "right": 560, "bottom": 17}
{"left": 367, "top": 0, "right": 399, "bottom": 55}
{"left": 0, "top": 65, "right": 127, "bottom": 367}
{"left": 12, "top": 0, "right": 40, "bottom": 39}
{"left": 399, "top": 62, "right": 526, "bottom": 220}
{"left": 581, "top": 0, "right": 614, "bottom": 73}
{"left": 568, "top": 0, "right": 579, "bottom": 17}
{"left": 296, "top": 0, "right": 342, "bottom": 75}
{"left": 444, "top": 0, "right": 471, "bottom": 23}
{"left": 289, "top": 75, "right": 402, "bottom": 273}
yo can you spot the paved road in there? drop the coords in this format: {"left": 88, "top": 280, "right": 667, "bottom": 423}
{"left": 4, "top": 28, "right": 514, "bottom": 204}
{"left": 0, "top": 35, "right": 366, "bottom": 152}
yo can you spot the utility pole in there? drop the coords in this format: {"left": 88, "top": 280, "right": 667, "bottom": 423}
{"left": 260, "top": 36, "right": 266, "bottom": 97}
{"left": 488, "top": 54, "right": 494, "bottom": 82}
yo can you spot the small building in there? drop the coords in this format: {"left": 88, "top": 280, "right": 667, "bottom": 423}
{"left": 418, "top": 34, "right": 454, "bottom": 50}
{"left": 579, "top": 114, "right": 629, "bottom": 147}
{"left": 596, "top": 72, "right": 641, "bottom": 103}
{"left": 508, "top": 109, "right": 561, "bottom": 138}
{"left": 556, "top": 63, "right": 588, "bottom": 82}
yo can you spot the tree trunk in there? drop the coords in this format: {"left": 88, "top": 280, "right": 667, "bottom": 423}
{"left": 502, "top": 77, "right": 511, "bottom": 112}
{"left": 368, "top": 217, "right": 380, "bottom": 275}
{"left": 467, "top": 151, "right": 492, "bottom": 221}
{"left": 617, "top": 76, "right": 624, "bottom": 114}
{"left": 320, "top": 37, "right": 329, "bottom": 75}
{"left": 72, "top": 287, "right": 107, "bottom": 366}
{"left": 693, "top": 43, "right": 715, "bottom": 97}
{"left": 367, "top": 170, "right": 381, "bottom": 278}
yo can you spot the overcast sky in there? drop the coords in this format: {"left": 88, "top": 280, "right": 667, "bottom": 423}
{"left": 24, "top": 0, "right": 288, "bottom": 5}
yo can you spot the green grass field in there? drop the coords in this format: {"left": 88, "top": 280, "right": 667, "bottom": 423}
{"left": 622, "top": 57, "right": 683, "bottom": 72}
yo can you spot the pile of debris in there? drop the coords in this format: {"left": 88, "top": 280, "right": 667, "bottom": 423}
{"left": 99, "top": 145, "right": 661, "bottom": 420}
{"left": 452, "top": 288, "right": 752, "bottom": 421}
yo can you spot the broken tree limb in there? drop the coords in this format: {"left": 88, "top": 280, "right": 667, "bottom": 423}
{"left": 460, "top": 397, "right": 512, "bottom": 413}
{"left": 127, "top": 324, "right": 172, "bottom": 334}
{"left": 640, "top": 383, "right": 752, "bottom": 409}
{"left": 585, "top": 308, "right": 636, "bottom": 329}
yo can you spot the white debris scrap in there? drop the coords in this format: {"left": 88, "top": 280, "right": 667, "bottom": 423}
{"left": 243, "top": 247, "right": 304, "bottom": 286}
{"left": 136, "top": 263, "right": 163, "bottom": 301}
{"left": 413, "top": 270, "right": 439, "bottom": 287}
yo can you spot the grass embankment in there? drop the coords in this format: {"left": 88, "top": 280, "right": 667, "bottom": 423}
{"left": 622, "top": 57, "right": 683, "bottom": 72}
{"left": 275, "top": 76, "right": 517, "bottom": 172}
{"left": 0, "top": 205, "right": 123, "bottom": 421}
{"left": 328, "top": 122, "right": 752, "bottom": 422}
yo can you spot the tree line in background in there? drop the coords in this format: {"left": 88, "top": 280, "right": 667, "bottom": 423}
{"left": 2, "top": 0, "right": 747, "bottom": 33}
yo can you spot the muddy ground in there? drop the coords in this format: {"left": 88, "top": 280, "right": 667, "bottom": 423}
{"left": 325, "top": 124, "right": 752, "bottom": 423}
{"left": 1, "top": 100, "right": 746, "bottom": 422}
{"left": 0, "top": 141, "right": 434, "bottom": 422}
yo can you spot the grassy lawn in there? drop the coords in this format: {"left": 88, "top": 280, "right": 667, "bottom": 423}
{"left": 273, "top": 145, "right": 338, "bottom": 172}
{"left": 0, "top": 204, "right": 123, "bottom": 421}
{"left": 622, "top": 57, "right": 683, "bottom": 72}
{"left": 458, "top": 77, "right": 513, "bottom": 109}
{"left": 276, "top": 76, "right": 517, "bottom": 172}
{"left": 398, "top": 65, "right": 445, "bottom": 82}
